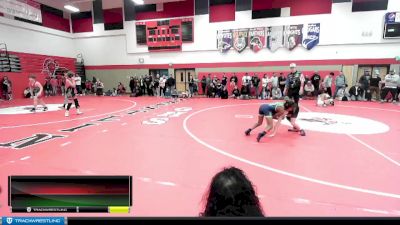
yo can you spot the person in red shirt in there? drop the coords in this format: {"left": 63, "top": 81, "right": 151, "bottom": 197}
{"left": 64, "top": 71, "right": 82, "bottom": 117}
{"left": 28, "top": 75, "right": 48, "bottom": 112}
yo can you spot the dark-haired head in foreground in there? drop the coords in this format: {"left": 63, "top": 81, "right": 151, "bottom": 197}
{"left": 201, "top": 167, "right": 264, "bottom": 217}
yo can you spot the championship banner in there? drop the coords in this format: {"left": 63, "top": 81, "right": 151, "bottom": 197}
{"left": 302, "top": 23, "right": 320, "bottom": 50}
{"left": 217, "top": 30, "right": 233, "bottom": 53}
{"left": 232, "top": 28, "right": 249, "bottom": 53}
{"left": 266, "top": 26, "right": 284, "bottom": 52}
{"left": 0, "top": 0, "right": 42, "bottom": 23}
{"left": 283, "top": 24, "right": 303, "bottom": 51}
{"left": 249, "top": 27, "right": 265, "bottom": 53}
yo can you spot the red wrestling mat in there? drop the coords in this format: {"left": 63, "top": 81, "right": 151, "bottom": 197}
{"left": 0, "top": 96, "right": 399, "bottom": 217}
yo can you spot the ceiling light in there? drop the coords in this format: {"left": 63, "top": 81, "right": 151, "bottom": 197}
{"left": 132, "top": 0, "right": 144, "bottom": 5}
{"left": 64, "top": 5, "right": 80, "bottom": 13}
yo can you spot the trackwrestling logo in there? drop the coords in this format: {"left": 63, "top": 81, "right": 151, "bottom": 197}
{"left": 0, "top": 104, "right": 63, "bottom": 115}
{"left": 2, "top": 217, "right": 64, "bottom": 225}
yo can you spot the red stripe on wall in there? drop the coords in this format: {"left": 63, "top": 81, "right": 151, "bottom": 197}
{"left": 252, "top": 0, "right": 332, "bottom": 16}
{"left": 135, "top": 0, "right": 194, "bottom": 21}
{"left": 209, "top": 4, "right": 235, "bottom": 23}
{"left": 85, "top": 58, "right": 397, "bottom": 70}
{"left": 42, "top": 11, "right": 70, "bottom": 32}
{"left": 72, "top": 17, "right": 93, "bottom": 33}
{"left": 104, "top": 8, "right": 123, "bottom": 24}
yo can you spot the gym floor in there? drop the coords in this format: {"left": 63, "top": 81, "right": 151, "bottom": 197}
{"left": 0, "top": 96, "right": 399, "bottom": 217}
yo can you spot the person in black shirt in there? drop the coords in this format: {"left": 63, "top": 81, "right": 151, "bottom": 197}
{"left": 206, "top": 83, "right": 215, "bottom": 98}
{"left": 252, "top": 74, "right": 261, "bottom": 99}
{"left": 369, "top": 71, "right": 381, "bottom": 101}
{"left": 283, "top": 63, "right": 306, "bottom": 136}
{"left": 230, "top": 73, "right": 238, "bottom": 87}
{"left": 129, "top": 76, "right": 135, "bottom": 94}
{"left": 220, "top": 86, "right": 229, "bottom": 99}
{"left": 232, "top": 85, "right": 240, "bottom": 99}
{"left": 221, "top": 74, "right": 228, "bottom": 86}
{"left": 278, "top": 73, "right": 286, "bottom": 94}
{"left": 144, "top": 74, "right": 152, "bottom": 95}
{"left": 310, "top": 71, "right": 321, "bottom": 96}
{"left": 201, "top": 75, "right": 207, "bottom": 95}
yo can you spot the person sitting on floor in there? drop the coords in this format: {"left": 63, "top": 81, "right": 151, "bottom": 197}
{"left": 232, "top": 86, "right": 240, "bottom": 99}
{"left": 201, "top": 167, "right": 264, "bottom": 217}
{"left": 271, "top": 87, "right": 282, "bottom": 100}
{"left": 117, "top": 82, "right": 126, "bottom": 95}
{"left": 240, "top": 85, "right": 250, "bottom": 100}
{"left": 335, "top": 84, "right": 350, "bottom": 101}
{"left": 349, "top": 83, "right": 364, "bottom": 101}
{"left": 220, "top": 86, "right": 229, "bottom": 99}
{"left": 303, "top": 81, "right": 315, "bottom": 100}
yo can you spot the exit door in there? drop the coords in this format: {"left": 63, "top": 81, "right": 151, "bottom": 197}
{"left": 174, "top": 68, "right": 195, "bottom": 92}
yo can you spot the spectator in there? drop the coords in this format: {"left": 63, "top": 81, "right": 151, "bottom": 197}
{"left": 159, "top": 75, "right": 167, "bottom": 97}
{"left": 230, "top": 73, "right": 238, "bottom": 87}
{"left": 189, "top": 75, "right": 196, "bottom": 97}
{"left": 232, "top": 86, "right": 240, "bottom": 99}
{"left": 240, "top": 85, "right": 250, "bottom": 100}
{"left": 206, "top": 83, "right": 215, "bottom": 98}
{"left": 359, "top": 70, "right": 371, "bottom": 100}
{"left": 58, "top": 75, "right": 65, "bottom": 96}
{"left": 201, "top": 167, "right": 264, "bottom": 217}
{"left": 44, "top": 77, "right": 52, "bottom": 97}
{"left": 117, "top": 82, "right": 126, "bottom": 95}
{"left": 96, "top": 80, "right": 104, "bottom": 96}
{"left": 349, "top": 83, "right": 364, "bottom": 101}
{"left": 215, "top": 80, "right": 223, "bottom": 98}
{"left": 323, "top": 72, "right": 334, "bottom": 96}
{"left": 271, "top": 87, "right": 282, "bottom": 100}
{"left": 278, "top": 73, "right": 286, "bottom": 94}
{"left": 369, "top": 70, "right": 381, "bottom": 101}
{"left": 242, "top": 73, "right": 251, "bottom": 91}
{"left": 75, "top": 74, "right": 82, "bottom": 96}
{"left": 2, "top": 76, "right": 12, "bottom": 100}
{"left": 129, "top": 77, "right": 135, "bottom": 94}
{"left": 261, "top": 74, "right": 268, "bottom": 100}
{"left": 144, "top": 74, "right": 152, "bottom": 95}
{"left": 220, "top": 86, "right": 229, "bottom": 99}
{"left": 201, "top": 75, "right": 207, "bottom": 95}
{"left": 50, "top": 76, "right": 58, "bottom": 96}
{"left": 139, "top": 76, "right": 146, "bottom": 95}
{"left": 221, "top": 74, "right": 228, "bottom": 87}
{"left": 153, "top": 74, "right": 160, "bottom": 96}
{"left": 270, "top": 73, "right": 278, "bottom": 88}
{"left": 303, "top": 81, "right": 315, "bottom": 99}
{"left": 206, "top": 74, "right": 212, "bottom": 91}
{"left": 166, "top": 75, "right": 176, "bottom": 97}
{"left": 335, "top": 85, "right": 350, "bottom": 101}
{"left": 311, "top": 71, "right": 321, "bottom": 96}
{"left": 334, "top": 72, "right": 346, "bottom": 98}
{"left": 85, "top": 80, "right": 92, "bottom": 95}
{"left": 251, "top": 74, "right": 260, "bottom": 99}
{"left": 381, "top": 69, "right": 399, "bottom": 103}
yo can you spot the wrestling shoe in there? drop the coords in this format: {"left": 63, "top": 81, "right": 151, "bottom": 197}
{"left": 43, "top": 107, "right": 48, "bottom": 112}
{"left": 257, "top": 131, "right": 266, "bottom": 142}
{"left": 245, "top": 129, "right": 251, "bottom": 136}
{"left": 76, "top": 109, "right": 83, "bottom": 115}
{"left": 300, "top": 129, "right": 306, "bottom": 136}
{"left": 65, "top": 111, "right": 69, "bottom": 117}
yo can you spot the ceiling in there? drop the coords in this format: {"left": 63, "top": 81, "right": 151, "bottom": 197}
{"left": 34, "top": 0, "right": 187, "bottom": 12}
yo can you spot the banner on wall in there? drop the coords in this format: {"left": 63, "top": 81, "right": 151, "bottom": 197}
{"left": 302, "top": 23, "right": 320, "bottom": 50}
{"left": 283, "top": 24, "right": 303, "bottom": 51}
{"left": 232, "top": 28, "right": 249, "bottom": 53}
{"left": 249, "top": 27, "right": 265, "bottom": 53}
{"left": 266, "top": 26, "right": 284, "bottom": 52}
{"left": 217, "top": 30, "right": 233, "bottom": 53}
{"left": 0, "top": 0, "right": 42, "bottom": 23}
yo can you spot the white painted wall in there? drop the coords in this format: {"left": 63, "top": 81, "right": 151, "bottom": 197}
{"left": 74, "top": 1, "right": 400, "bottom": 65}
{"left": 0, "top": 16, "right": 75, "bottom": 57}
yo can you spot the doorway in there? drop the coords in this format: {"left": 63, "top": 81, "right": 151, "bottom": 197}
{"left": 357, "top": 65, "right": 390, "bottom": 81}
{"left": 174, "top": 68, "right": 195, "bottom": 92}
